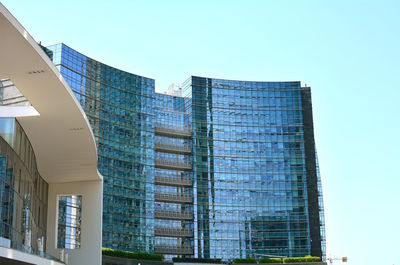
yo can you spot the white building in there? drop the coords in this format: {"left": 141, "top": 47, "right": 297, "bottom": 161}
{"left": 0, "top": 3, "right": 103, "bottom": 265}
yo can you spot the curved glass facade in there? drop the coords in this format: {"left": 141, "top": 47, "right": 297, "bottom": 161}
{"left": 0, "top": 118, "right": 48, "bottom": 255}
{"left": 183, "top": 77, "right": 318, "bottom": 259}
{"left": 46, "top": 44, "right": 156, "bottom": 252}
{"left": 45, "top": 44, "right": 325, "bottom": 260}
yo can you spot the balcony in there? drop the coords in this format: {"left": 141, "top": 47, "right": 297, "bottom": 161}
{"left": 155, "top": 158, "right": 192, "bottom": 170}
{"left": 155, "top": 245, "right": 193, "bottom": 255}
{"left": 155, "top": 126, "right": 191, "bottom": 138}
{"left": 154, "top": 227, "right": 193, "bottom": 237}
{"left": 155, "top": 192, "right": 193, "bottom": 204}
{"left": 154, "top": 210, "right": 193, "bottom": 220}
{"left": 155, "top": 175, "right": 193, "bottom": 187}
{"left": 155, "top": 142, "right": 192, "bottom": 154}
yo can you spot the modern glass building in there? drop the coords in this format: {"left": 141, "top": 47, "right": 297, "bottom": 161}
{"left": 0, "top": 116, "right": 49, "bottom": 254}
{"left": 183, "top": 77, "right": 326, "bottom": 259}
{"left": 44, "top": 44, "right": 156, "bottom": 253}
{"left": 44, "top": 44, "right": 325, "bottom": 260}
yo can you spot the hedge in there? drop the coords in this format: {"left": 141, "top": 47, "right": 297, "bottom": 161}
{"left": 234, "top": 258, "right": 257, "bottom": 263}
{"left": 173, "top": 257, "right": 222, "bottom": 263}
{"left": 233, "top": 256, "right": 320, "bottom": 264}
{"left": 284, "top": 256, "right": 321, "bottom": 263}
{"left": 102, "top": 248, "right": 164, "bottom": 261}
{"left": 260, "top": 258, "right": 282, "bottom": 263}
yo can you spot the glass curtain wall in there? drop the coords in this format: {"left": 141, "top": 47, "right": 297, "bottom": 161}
{"left": 183, "top": 77, "right": 313, "bottom": 259}
{"left": 46, "top": 44, "right": 155, "bottom": 252}
{"left": 0, "top": 118, "right": 48, "bottom": 256}
{"left": 44, "top": 43, "right": 324, "bottom": 260}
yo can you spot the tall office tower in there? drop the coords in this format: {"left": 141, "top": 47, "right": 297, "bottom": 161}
{"left": 182, "top": 77, "right": 325, "bottom": 259}
{"left": 45, "top": 44, "right": 156, "bottom": 252}
{"left": 44, "top": 44, "right": 325, "bottom": 260}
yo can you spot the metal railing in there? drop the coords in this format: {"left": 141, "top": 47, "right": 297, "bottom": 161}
{"left": 0, "top": 221, "right": 65, "bottom": 264}
{"left": 155, "top": 159, "right": 192, "bottom": 170}
{"left": 154, "top": 245, "right": 193, "bottom": 255}
{"left": 155, "top": 192, "right": 193, "bottom": 203}
{"left": 155, "top": 142, "right": 192, "bottom": 154}
{"left": 155, "top": 175, "right": 193, "bottom": 187}
{"left": 155, "top": 126, "right": 191, "bottom": 138}
{"left": 154, "top": 210, "right": 193, "bottom": 220}
{"left": 154, "top": 227, "right": 193, "bottom": 237}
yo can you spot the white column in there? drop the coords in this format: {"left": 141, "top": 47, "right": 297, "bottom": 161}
{"left": 46, "top": 180, "right": 103, "bottom": 265}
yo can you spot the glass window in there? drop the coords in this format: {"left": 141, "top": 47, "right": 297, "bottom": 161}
{"left": 57, "top": 195, "right": 82, "bottom": 249}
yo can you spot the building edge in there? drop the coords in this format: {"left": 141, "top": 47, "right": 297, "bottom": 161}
{"left": 300, "top": 87, "right": 323, "bottom": 258}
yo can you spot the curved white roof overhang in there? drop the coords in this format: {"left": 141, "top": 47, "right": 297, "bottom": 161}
{"left": 0, "top": 4, "right": 101, "bottom": 183}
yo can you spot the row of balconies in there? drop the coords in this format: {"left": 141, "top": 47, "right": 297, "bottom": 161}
{"left": 154, "top": 227, "right": 193, "bottom": 237}
{"left": 155, "top": 158, "right": 192, "bottom": 170}
{"left": 154, "top": 210, "right": 193, "bottom": 220}
{"left": 154, "top": 245, "right": 193, "bottom": 255}
{"left": 155, "top": 126, "right": 191, "bottom": 138}
{"left": 155, "top": 142, "right": 192, "bottom": 154}
{"left": 155, "top": 175, "right": 193, "bottom": 187}
{"left": 155, "top": 192, "right": 193, "bottom": 203}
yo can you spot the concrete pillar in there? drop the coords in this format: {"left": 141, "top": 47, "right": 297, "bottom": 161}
{"left": 46, "top": 180, "right": 103, "bottom": 265}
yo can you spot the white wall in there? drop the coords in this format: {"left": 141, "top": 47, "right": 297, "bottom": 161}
{"left": 46, "top": 180, "right": 103, "bottom": 265}
{"left": 0, "top": 246, "right": 65, "bottom": 265}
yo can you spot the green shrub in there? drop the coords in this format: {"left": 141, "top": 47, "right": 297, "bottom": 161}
{"left": 173, "top": 257, "right": 222, "bottom": 263}
{"left": 234, "top": 258, "right": 257, "bottom": 263}
{"left": 102, "top": 248, "right": 163, "bottom": 261}
{"left": 260, "top": 257, "right": 282, "bottom": 263}
{"left": 284, "top": 255, "right": 320, "bottom": 263}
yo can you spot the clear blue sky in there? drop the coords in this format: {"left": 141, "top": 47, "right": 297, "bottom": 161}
{"left": 2, "top": 1, "right": 399, "bottom": 264}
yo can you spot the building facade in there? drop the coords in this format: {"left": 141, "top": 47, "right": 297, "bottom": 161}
{"left": 44, "top": 43, "right": 156, "bottom": 253}
{"left": 0, "top": 4, "right": 103, "bottom": 265}
{"left": 183, "top": 77, "right": 326, "bottom": 259}
{"left": 44, "top": 44, "right": 325, "bottom": 260}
